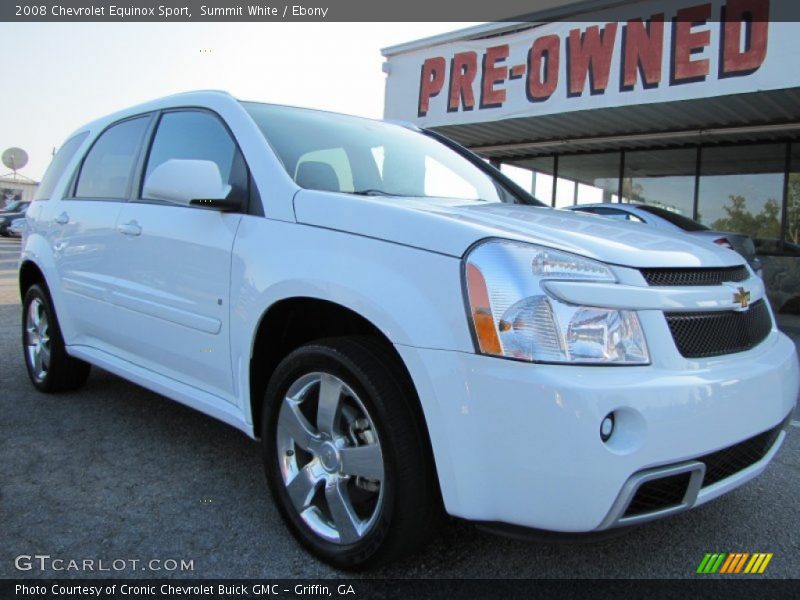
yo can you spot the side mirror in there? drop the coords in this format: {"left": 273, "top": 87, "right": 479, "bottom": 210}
{"left": 143, "top": 159, "right": 239, "bottom": 210}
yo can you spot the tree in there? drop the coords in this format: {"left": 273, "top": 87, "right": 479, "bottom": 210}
{"left": 711, "top": 194, "right": 781, "bottom": 240}
{"left": 786, "top": 173, "right": 800, "bottom": 244}
{"left": 620, "top": 178, "right": 644, "bottom": 203}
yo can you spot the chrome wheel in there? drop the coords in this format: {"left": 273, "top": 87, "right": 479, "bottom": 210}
{"left": 276, "top": 372, "right": 385, "bottom": 545}
{"left": 25, "top": 297, "right": 50, "bottom": 381}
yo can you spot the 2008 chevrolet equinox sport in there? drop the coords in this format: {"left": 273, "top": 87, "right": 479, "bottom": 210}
{"left": 18, "top": 91, "right": 798, "bottom": 569}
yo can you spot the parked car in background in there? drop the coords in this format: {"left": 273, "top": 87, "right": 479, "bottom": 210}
{"left": 1, "top": 199, "right": 24, "bottom": 213}
{"left": 8, "top": 217, "right": 26, "bottom": 237}
{"left": 0, "top": 201, "right": 30, "bottom": 236}
{"left": 18, "top": 92, "right": 797, "bottom": 569}
{"left": 564, "top": 203, "right": 763, "bottom": 278}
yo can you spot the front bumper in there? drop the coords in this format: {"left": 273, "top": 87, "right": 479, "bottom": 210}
{"left": 396, "top": 331, "right": 798, "bottom": 532}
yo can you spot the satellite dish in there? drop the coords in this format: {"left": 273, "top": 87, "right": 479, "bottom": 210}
{"left": 2, "top": 147, "right": 29, "bottom": 172}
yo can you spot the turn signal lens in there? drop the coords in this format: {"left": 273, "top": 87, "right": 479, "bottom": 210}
{"left": 466, "top": 263, "right": 503, "bottom": 355}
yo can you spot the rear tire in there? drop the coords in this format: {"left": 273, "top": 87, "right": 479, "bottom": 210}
{"left": 22, "top": 284, "right": 91, "bottom": 392}
{"left": 261, "top": 336, "right": 441, "bottom": 569}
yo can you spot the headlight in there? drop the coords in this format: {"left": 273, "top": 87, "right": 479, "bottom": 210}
{"left": 464, "top": 240, "right": 649, "bottom": 364}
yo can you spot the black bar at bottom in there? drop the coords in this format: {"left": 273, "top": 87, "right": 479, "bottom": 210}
{"left": 1, "top": 579, "right": 799, "bottom": 600}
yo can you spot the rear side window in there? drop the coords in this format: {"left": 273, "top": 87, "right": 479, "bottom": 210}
{"left": 34, "top": 132, "right": 89, "bottom": 201}
{"left": 142, "top": 110, "right": 247, "bottom": 202}
{"left": 75, "top": 117, "right": 150, "bottom": 199}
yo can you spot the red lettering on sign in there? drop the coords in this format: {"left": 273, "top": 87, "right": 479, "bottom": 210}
{"left": 672, "top": 4, "right": 711, "bottom": 83}
{"left": 622, "top": 15, "right": 664, "bottom": 89}
{"left": 449, "top": 51, "right": 478, "bottom": 112}
{"left": 721, "top": 0, "right": 769, "bottom": 77}
{"left": 480, "top": 45, "right": 509, "bottom": 108}
{"left": 567, "top": 23, "right": 618, "bottom": 96}
{"left": 418, "top": 57, "right": 446, "bottom": 117}
{"left": 527, "top": 34, "right": 560, "bottom": 101}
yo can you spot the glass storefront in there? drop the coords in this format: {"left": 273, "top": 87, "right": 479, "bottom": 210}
{"left": 502, "top": 156, "right": 555, "bottom": 204}
{"left": 557, "top": 153, "right": 620, "bottom": 206}
{"left": 622, "top": 148, "right": 696, "bottom": 220}
{"left": 697, "top": 144, "right": 786, "bottom": 253}
{"left": 505, "top": 141, "right": 800, "bottom": 257}
{"left": 785, "top": 144, "right": 800, "bottom": 251}
{"left": 510, "top": 153, "right": 619, "bottom": 207}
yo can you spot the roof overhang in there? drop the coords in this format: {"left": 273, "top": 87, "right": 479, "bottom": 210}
{"left": 431, "top": 89, "right": 800, "bottom": 158}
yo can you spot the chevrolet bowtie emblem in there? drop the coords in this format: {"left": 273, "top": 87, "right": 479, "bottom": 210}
{"left": 733, "top": 287, "right": 751, "bottom": 310}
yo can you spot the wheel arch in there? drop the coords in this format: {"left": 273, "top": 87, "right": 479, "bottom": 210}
{"left": 249, "top": 297, "right": 416, "bottom": 437}
{"left": 19, "top": 259, "right": 47, "bottom": 299}
{"left": 248, "top": 295, "right": 446, "bottom": 514}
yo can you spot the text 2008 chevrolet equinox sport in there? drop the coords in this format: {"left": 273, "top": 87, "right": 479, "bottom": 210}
{"left": 19, "top": 91, "right": 798, "bottom": 569}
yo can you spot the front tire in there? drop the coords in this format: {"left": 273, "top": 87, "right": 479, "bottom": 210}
{"left": 262, "top": 337, "right": 441, "bottom": 569}
{"left": 22, "top": 284, "right": 91, "bottom": 392}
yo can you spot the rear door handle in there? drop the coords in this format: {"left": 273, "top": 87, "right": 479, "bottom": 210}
{"left": 117, "top": 220, "right": 142, "bottom": 236}
{"left": 55, "top": 212, "right": 69, "bottom": 225}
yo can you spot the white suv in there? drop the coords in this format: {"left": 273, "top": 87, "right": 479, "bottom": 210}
{"left": 19, "top": 91, "right": 798, "bottom": 569}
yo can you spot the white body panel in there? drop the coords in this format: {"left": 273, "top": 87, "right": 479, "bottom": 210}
{"left": 19, "top": 91, "right": 798, "bottom": 534}
{"left": 294, "top": 190, "right": 744, "bottom": 267}
{"left": 50, "top": 200, "right": 127, "bottom": 346}
{"left": 107, "top": 202, "right": 241, "bottom": 398}
{"left": 397, "top": 332, "right": 797, "bottom": 531}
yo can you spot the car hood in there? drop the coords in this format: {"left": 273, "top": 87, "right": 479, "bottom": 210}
{"left": 294, "top": 191, "right": 744, "bottom": 268}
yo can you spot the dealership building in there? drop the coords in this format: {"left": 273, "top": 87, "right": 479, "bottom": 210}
{"left": 382, "top": 0, "right": 800, "bottom": 312}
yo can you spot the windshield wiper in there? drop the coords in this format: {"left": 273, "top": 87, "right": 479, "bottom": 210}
{"left": 349, "top": 189, "right": 404, "bottom": 197}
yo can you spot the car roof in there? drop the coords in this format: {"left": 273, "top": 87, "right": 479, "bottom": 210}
{"left": 67, "top": 90, "right": 237, "bottom": 138}
{"left": 67, "top": 90, "right": 398, "bottom": 140}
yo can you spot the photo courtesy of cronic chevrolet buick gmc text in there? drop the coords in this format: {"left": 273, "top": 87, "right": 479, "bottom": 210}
{"left": 17, "top": 91, "right": 798, "bottom": 569}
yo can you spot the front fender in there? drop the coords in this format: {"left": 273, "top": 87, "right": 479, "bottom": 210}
{"left": 228, "top": 215, "right": 472, "bottom": 412}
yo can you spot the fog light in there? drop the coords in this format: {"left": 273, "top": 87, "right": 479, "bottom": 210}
{"left": 600, "top": 413, "right": 615, "bottom": 442}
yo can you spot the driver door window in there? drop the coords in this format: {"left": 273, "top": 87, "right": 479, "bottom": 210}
{"left": 142, "top": 110, "right": 247, "bottom": 205}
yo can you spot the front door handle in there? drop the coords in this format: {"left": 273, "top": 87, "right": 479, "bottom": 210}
{"left": 55, "top": 212, "right": 69, "bottom": 225}
{"left": 117, "top": 220, "right": 142, "bottom": 236}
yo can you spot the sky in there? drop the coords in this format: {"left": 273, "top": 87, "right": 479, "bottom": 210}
{"left": 0, "top": 22, "right": 472, "bottom": 180}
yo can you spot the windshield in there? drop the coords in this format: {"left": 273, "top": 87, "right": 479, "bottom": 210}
{"left": 2, "top": 200, "right": 21, "bottom": 211}
{"left": 636, "top": 205, "right": 709, "bottom": 232}
{"left": 242, "top": 102, "right": 536, "bottom": 204}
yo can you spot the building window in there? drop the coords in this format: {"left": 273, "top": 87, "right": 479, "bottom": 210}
{"left": 500, "top": 163, "right": 533, "bottom": 193}
{"left": 504, "top": 156, "right": 555, "bottom": 205}
{"left": 697, "top": 144, "right": 785, "bottom": 251}
{"left": 556, "top": 152, "right": 621, "bottom": 206}
{"left": 786, "top": 144, "right": 800, "bottom": 254}
{"left": 621, "top": 148, "right": 696, "bottom": 220}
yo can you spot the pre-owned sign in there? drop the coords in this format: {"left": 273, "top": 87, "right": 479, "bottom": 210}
{"left": 384, "top": 0, "right": 794, "bottom": 126}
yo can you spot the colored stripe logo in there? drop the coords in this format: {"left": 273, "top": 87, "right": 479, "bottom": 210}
{"left": 697, "top": 553, "right": 773, "bottom": 574}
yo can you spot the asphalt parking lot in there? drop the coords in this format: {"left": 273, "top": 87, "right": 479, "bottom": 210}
{"left": 1, "top": 235, "right": 798, "bottom": 580}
